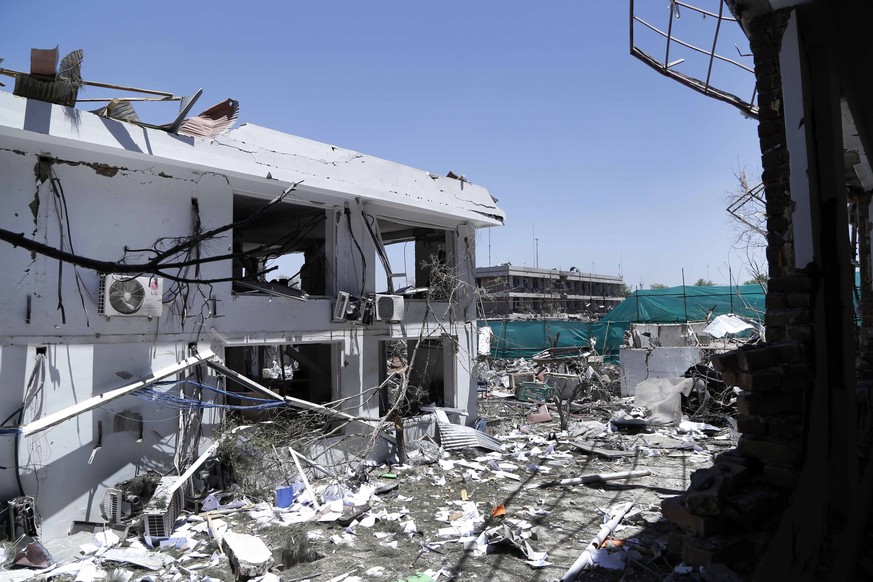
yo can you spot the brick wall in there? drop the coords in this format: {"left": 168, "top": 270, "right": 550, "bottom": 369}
{"left": 659, "top": 9, "right": 814, "bottom": 570}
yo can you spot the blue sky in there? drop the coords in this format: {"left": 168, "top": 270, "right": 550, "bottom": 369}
{"left": 0, "top": 1, "right": 762, "bottom": 288}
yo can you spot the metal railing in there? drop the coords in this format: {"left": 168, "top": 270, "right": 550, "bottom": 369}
{"left": 630, "top": 0, "right": 758, "bottom": 118}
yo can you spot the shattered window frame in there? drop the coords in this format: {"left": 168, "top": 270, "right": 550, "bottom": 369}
{"left": 374, "top": 217, "right": 454, "bottom": 298}
{"left": 231, "top": 193, "right": 329, "bottom": 298}
{"left": 223, "top": 341, "right": 339, "bottom": 411}
{"left": 379, "top": 337, "right": 453, "bottom": 417}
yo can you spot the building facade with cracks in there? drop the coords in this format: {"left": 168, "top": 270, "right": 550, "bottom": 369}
{"left": 0, "top": 89, "right": 504, "bottom": 539}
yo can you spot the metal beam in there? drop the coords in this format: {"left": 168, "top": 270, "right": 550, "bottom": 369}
{"left": 20, "top": 350, "right": 216, "bottom": 437}
{"left": 205, "top": 359, "right": 377, "bottom": 426}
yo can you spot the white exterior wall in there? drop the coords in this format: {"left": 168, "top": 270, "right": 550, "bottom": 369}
{"left": 0, "top": 90, "right": 502, "bottom": 538}
{"left": 619, "top": 346, "right": 704, "bottom": 396}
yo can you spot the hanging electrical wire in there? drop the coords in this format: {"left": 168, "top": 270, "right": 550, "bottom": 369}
{"left": 132, "top": 379, "right": 287, "bottom": 412}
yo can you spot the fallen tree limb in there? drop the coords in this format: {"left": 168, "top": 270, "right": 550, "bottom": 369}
{"left": 524, "top": 469, "right": 651, "bottom": 490}
{"left": 561, "top": 501, "right": 634, "bottom": 581}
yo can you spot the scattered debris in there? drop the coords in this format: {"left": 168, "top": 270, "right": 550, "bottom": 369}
{"left": 561, "top": 502, "right": 635, "bottom": 580}
{"left": 525, "top": 469, "right": 652, "bottom": 490}
{"left": 0, "top": 350, "right": 739, "bottom": 580}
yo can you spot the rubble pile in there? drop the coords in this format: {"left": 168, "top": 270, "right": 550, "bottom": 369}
{"left": 476, "top": 350, "right": 621, "bottom": 402}
{"left": 659, "top": 340, "right": 806, "bottom": 571}
{"left": 0, "top": 354, "right": 753, "bottom": 581}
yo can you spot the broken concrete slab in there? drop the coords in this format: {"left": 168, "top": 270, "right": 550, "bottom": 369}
{"left": 221, "top": 532, "right": 275, "bottom": 579}
{"left": 526, "top": 404, "right": 552, "bottom": 424}
{"left": 634, "top": 377, "right": 695, "bottom": 425}
{"left": 620, "top": 346, "right": 704, "bottom": 396}
{"left": 102, "top": 546, "right": 176, "bottom": 571}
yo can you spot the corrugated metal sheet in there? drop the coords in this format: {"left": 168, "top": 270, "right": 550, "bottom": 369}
{"left": 437, "top": 421, "right": 503, "bottom": 452}
{"left": 90, "top": 100, "right": 141, "bottom": 123}
{"left": 13, "top": 74, "right": 78, "bottom": 106}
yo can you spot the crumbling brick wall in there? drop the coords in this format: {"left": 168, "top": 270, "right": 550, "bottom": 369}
{"left": 660, "top": 8, "right": 816, "bottom": 571}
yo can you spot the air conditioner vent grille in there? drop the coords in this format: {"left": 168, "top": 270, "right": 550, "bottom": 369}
{"left": 98, "top": 274, "right": 164, "bottom": 317}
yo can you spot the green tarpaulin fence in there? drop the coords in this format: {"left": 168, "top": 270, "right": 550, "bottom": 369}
{"left": 481, "top": 283, "right": 767, "bottom": 360}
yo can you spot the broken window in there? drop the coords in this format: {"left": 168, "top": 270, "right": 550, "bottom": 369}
{"left": 231, "top": 194, "right": 327, "bottom": 297}
{"left": 374, "top": 218, "right": 452, "bottom": 298}
{"left": 223, "top": 343, "right": 335, "bottom": 417}
{"left": 380, "top": 339, "right": 450, "bottom": 417}
{"left": 375, "top": 239, "right": 415, "bottom": 292}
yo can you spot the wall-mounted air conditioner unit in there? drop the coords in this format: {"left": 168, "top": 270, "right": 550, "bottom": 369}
{"left": 142, "top": 476, "right": 185, "bottom": 538}
{"left": 332, "top": 291, "right": 362, "bottom": 323}
{"left": 98, "top": 274, "right": 164, "bottom": 317}
{"left": 6, "top": 496, "right": 38, "bottom": 539}
{"left": 374, "top": 294, "right": 405, "bottom": 322}
{"left": 101, "top": 488, "right": 123, "bottom": 523}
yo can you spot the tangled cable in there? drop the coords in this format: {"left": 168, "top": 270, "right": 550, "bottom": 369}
{"left": 133, "top": 379, "right": 287, "bottom": 411}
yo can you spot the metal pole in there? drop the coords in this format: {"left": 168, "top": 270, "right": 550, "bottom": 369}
{"left": 703, "top": 0, "right": 726, "bottom": 93}
{"left": 665, "top": 0, "right": 676, "bottom": 67}
{"left": 636, "top": 285, "right": 641, "bottom": 321}
{"left": 681, "top": 268, "right": 688, "bottom": 322}
{"left": 729, "top": 265, "right": 734, "bottom": 312}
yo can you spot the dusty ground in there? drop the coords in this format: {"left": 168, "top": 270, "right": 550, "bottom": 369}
{"left": 270, "top": 397, "right": 729, "bottom": 581}
{"left": 16, "top": 396, "right": 735, "bottom": 582}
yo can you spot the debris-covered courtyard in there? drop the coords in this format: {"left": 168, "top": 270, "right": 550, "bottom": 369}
{"left": 0, "top": 350, "right": 745, "bottom": 582}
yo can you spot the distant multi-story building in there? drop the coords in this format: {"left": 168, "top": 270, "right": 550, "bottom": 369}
{"left": 475, "top": 264, "right": 625, "bottom": 318}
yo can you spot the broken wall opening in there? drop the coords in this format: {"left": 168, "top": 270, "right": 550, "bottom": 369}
{"left": 380, "top": 339, "right": 451, "bottom": 417}
{"left": 231, "top": 194, "right": 327, "bottom": 296}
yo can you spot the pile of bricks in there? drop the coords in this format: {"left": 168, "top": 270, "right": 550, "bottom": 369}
{"left": 661, "top": 340, "right": 808, "bottom": 567}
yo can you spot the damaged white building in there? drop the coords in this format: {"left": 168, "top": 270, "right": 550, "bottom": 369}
{"left": 0, "top": 79, "right": 504, "bottom": 538}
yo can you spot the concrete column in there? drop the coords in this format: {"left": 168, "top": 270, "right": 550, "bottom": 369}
{"left": 330, "top": 204, "right": 375, "bottom": 298}
{"left": 448, "top": 225, "right": 477, "bottom": 423}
